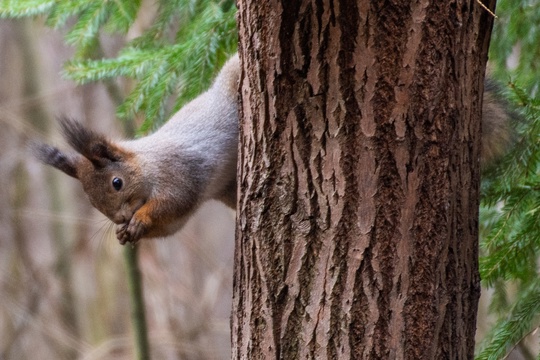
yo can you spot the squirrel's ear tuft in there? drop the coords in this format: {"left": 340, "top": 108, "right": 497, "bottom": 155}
{"left": 29, "top": 141, "right": 80, "bottom": 179}
{"left": 58, "top": 118, "right": 128, "bottom": 168}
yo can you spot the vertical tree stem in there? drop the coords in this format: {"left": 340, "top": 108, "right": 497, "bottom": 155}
{"left": 124, "top": 245, "right": 151, "bottom": 360}
{"left": 234, "top": 0, "right": 495, "bottom": 358}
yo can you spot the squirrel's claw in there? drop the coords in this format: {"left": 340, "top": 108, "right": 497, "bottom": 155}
{"left": 116, "top": 224, "right": 130, "bottom": 245}
{"left": 116, "top": 218, "right": 145, "bottom": 245}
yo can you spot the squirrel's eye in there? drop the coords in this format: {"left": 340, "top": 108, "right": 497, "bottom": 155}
{"left": 112, "top": 177, "right": 123, "bottom": 191}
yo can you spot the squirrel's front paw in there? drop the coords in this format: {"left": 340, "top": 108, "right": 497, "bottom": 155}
{"left": 116, "top": 218, "right": 146, "bottom": 245}
{"left": 116, "top": 224, "right": 130, "bottom": 245}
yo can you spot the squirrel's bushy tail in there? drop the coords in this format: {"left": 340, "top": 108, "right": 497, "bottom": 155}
{"left": 481, "top": 81, "right": 515, "bottom": 167}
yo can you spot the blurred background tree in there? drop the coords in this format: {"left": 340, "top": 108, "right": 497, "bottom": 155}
{"left": 0, "top": 0, "right": 539, "bottom": 359}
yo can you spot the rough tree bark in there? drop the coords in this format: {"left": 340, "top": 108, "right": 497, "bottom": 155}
{"left": 233, "top": 0, "right": 496, "bottom": 359}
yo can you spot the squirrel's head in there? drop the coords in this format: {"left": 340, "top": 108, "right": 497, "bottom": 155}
{"left": 32, "top": 118, "right": 148, "bottom": 225}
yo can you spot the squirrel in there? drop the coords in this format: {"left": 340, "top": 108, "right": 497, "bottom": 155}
{"left": 32, "top": 53, "right": 513, "bottom": 245}
{"left": 33, "top": 55, "right": 240, "bottom": 245}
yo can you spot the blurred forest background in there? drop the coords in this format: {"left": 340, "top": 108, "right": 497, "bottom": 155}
{"left": 0, "top": 2, "right": 236, "bottom": 359}
{"left": 1, "top": 0, "right": 540, "bottom": 359}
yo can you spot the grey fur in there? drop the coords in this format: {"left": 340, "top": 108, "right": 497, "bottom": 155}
{"left": 122, "top": 53, "right": 240, "bottom": 208}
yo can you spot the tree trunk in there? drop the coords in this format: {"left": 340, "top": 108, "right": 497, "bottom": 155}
{"left": 233, "top": 1, "right": 495, "bottom": 359}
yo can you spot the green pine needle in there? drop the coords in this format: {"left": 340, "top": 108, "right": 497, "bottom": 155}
{"left": 0, "top": 0, "right": 54, "bottom": 18}
{"left": 476, "top": 281, "right": 540, "bottom": 360}
{"left": 478, "top": 2, "right": 540, "bottom": 355}
{"left": 0, "top": 0, "right": 237, "bottom": 128}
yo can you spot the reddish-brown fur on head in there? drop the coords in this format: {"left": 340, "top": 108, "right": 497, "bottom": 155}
{"left": 32, "top": 118, "right": 149, "bottom": 226}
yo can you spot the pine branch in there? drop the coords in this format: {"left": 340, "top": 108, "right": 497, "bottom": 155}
{"left": 476, "top": 281, "right": 540, "bottom": 360}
